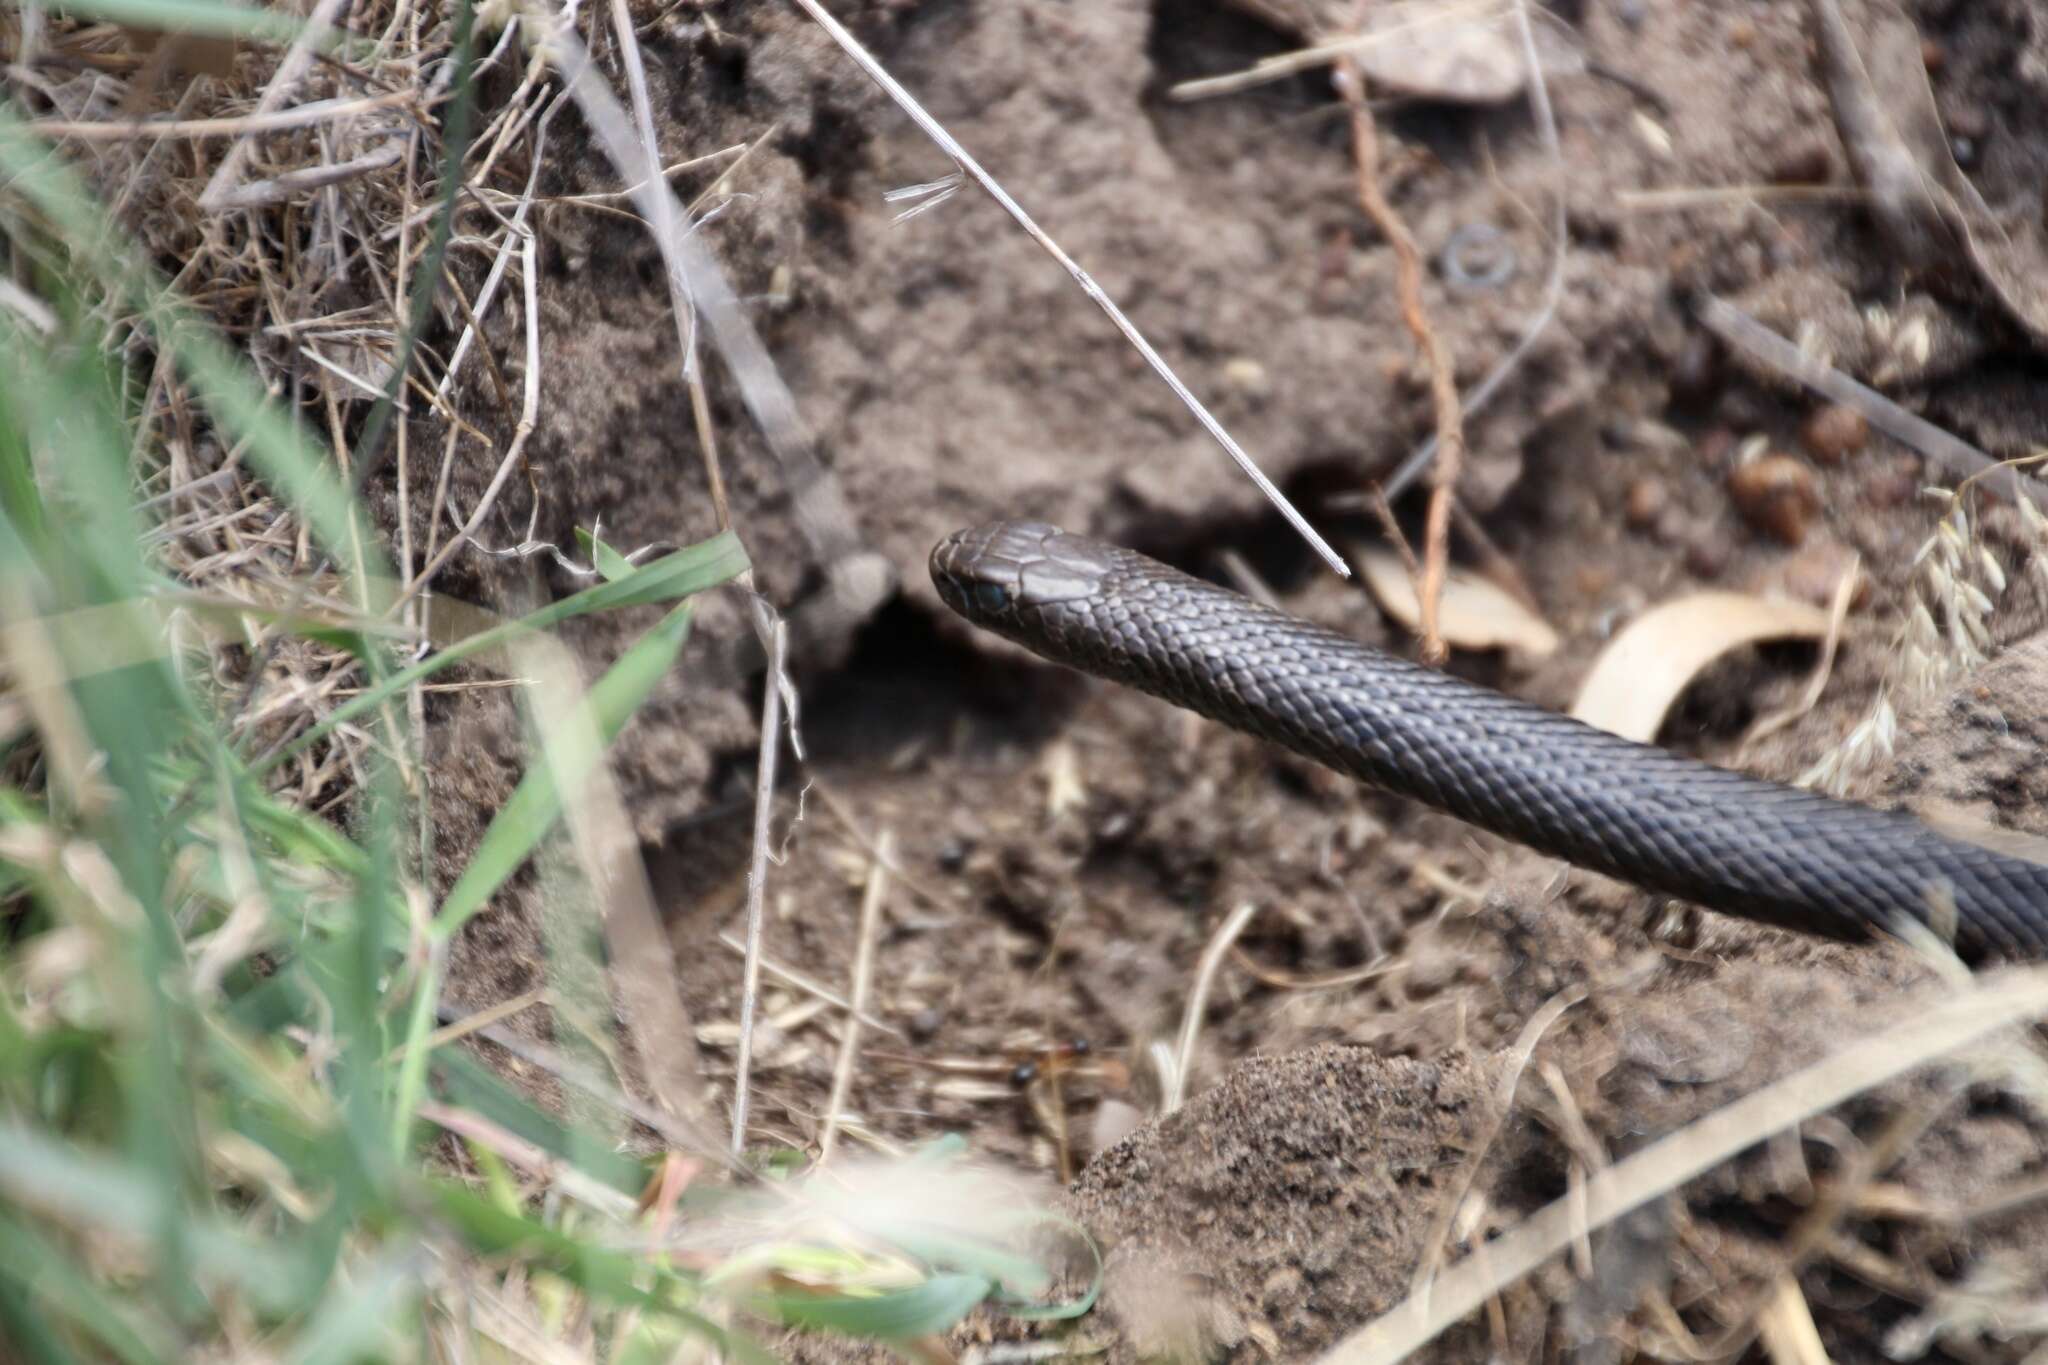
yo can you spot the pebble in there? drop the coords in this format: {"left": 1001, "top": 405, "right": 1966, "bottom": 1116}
{"left": 1865, "top": 457, "right": 1921, "bottom": 508}
{"left": 1799, "top": 404, "right": 1870, "bottom": 464}
{"left": 1669, "top": 333, "right": 1720, "bottom": 406}
{"left": 1223, "top": 356, "right": 1270, "bottom": 398}
{"left": 1778, "top": 540, "right": 1870, "bottom": 609}
{"left": 1727, "top": 454, "right": 1821, "bottom": 544}
{"left": 1654, "top": 505, "right": 1691, "bottom": 547}
{"left": 1947, "top": 105, "right": 1990, "bottom": 142}
{"left": 1770, "top": 137, "right": 1835, "bottom": 186}
{"left": 1695, "top": 428, "right": 1736, "bottom": 466}
{"left": 1685, "top": 533, "right": 1730, "bottom": 579}
{"left": 1625, "top": 477, "right": 1668, "bottom": 529}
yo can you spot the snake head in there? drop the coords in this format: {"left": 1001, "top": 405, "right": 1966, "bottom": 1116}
{"left": 930, "top": 521, "right": 1110, "bottom": 649}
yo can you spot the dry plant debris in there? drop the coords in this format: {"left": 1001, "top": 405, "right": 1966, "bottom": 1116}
{"left": 1570, "top": 592, "right": 1834, "bottom": 744}
{"left": 1355, "top": 543, "right": 1559, "bottom": 657}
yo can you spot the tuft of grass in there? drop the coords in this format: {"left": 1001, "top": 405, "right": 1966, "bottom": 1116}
{"left": 1800, "top": 478, "right": 2048, "bottom": 796}
{"left": 0, "top": 2, "right": 1089, "bottom": 1360}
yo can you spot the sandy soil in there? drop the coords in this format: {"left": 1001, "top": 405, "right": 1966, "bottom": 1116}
{"left": 373, "top": 0, "right": 2048, "bottom": 1357}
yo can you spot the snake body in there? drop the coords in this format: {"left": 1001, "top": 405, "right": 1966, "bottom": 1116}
{"left": 931, "top": 520, "right": 2048, "bottom": 961}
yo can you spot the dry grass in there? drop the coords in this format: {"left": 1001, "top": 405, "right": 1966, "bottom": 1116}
{"left": 0, "top": 2, "right": 1084, "bottom": 1357}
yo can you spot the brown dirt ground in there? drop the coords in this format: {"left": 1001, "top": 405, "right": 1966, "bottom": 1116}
{"left": 369, "top": 0, "right": 2048, "bottom": 1357}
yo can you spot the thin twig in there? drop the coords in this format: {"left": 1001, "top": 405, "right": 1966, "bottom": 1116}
{"left": 35, "top": 90, "right": 419, "bottom": 140}
{"left": 392, "top": 233, "right": 541, "bottom": 612}
{"left": 431, "top": 1001, "right": 748, "bottom": 1177}
{"left": 1696, "top": 295, "right": 2045, "bottom": 509}
{"left": 1167, "top": 0, "right": 1508, "bottom": 101}
{"left": 195, "top": 0, "right": 355, "bottom": 209}
{"left": 818, "top": 829, "right": 890, "bottom": 1163}
{"left": 1166, "top": 901, "right": 1261, "bottom": 1114}
{"left": 1337, "top": 49, "right": 1461, "bottom": 662}
{"left": 1381, "top": 0, "right": 1566, "bottom": 504}
{"left": 213, "top": 138, "right": 410, "bottom": 214}
{"left": 417, "top": 1101, "right": 640, "bottom": 1218}
{"left": 731, "top": 614, "right": 789, "bottom": 1155}
{"left": 1409, "top": 984, "right": 1587, "bottom": 1297}
{"left": 714, "top": 931, "right": 903, "bottom": 1038}
{"left": 787, "top": 0, "right": 1348, "bottom": 580}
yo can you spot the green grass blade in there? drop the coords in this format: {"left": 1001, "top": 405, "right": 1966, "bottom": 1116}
{"left": 759, "top": 1273, "right": 996, "bottom": 1339}
{"left": 431, "top": 600, "right": 697, "bottom": 940}
{"left": 37, "top": 0, "right": 331, "bottom": 46}
{"left": 0, "top": 1212, "right": 170, "bottom": 1364}
{"left": 255, "top": 529, "right": 749, "bottom": 777}
{"left": 278, "top": 1248, "right": 422, "bottom": 1365}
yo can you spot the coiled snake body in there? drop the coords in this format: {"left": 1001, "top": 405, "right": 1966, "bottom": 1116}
{"left": 931, "top": 520, "right": 2048, "bottom": 961}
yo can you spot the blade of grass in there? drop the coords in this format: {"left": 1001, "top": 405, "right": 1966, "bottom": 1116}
{"left": 427, "top": 598, "right": 697, "bottom": 940}
{"left": 254, "top": 529, "right": 748, "bottom": 777}
{"left": 40, "top": 0, "right": 336, "bottom": 46}
{"left": 389, "top": 598, "right": 703, "bottom": 1153}
{"left": 760, "top": 1273, "right": 995, "bottom": 1339}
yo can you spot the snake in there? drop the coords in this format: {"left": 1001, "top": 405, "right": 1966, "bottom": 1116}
{"left": 930, "top": 520, "right": 2048, "bottom": 962}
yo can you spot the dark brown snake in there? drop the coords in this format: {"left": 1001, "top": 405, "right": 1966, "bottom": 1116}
{"left": 931, "top": 520, "right": 2048, "bottom": 962}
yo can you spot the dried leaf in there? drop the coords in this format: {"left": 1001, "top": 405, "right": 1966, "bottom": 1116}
{"left": 1355, "top": 547, "right": 1559, "bottom": 656}
{"left": 1570, "top": 593, "right": 1832, "bottom": 743}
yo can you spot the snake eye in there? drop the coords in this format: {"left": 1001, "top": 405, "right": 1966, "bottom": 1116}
{"left": 973, "top": 582, "right": 1010, "bottom": 614}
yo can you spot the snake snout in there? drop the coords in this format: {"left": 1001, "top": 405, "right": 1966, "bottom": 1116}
{"left": 931, "top": 522, "right": 1116, "bottom": 635}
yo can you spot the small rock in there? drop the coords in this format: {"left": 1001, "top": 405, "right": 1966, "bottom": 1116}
{"left": 1866, "top": 458, "right": 1921, "bottom": 508}
{"left": 906, "top": 1007, "right": 944, "bottom": 1042}
{"left": 1769, "top": 136, "right": 1834, "bottom": 186}
{"left": 1727, "top": 454, "right": 1821, "bottom": 545}
{"left": 1685, "top": 534, "right": 1730, "bottom": 579}
{"left": 1946, "top": 105, "right": 1989, "bottom": 142}
{"left": 1778, "top": 540, "right": 1870, "bottom": 609}
{"left": 1668, "top": 333, "right": 1720, "bottom": 406}
{"left": 1222, "top": 356, "right": 1270, "bottom": 399}
{"left": 1799, "top": 404, "right": 1870, "bottom": 464}
{"left": 1625, "top": 477, "right": 1667, "bottom": 529}
{"left": 1654, "top": 506, "right": 1691, "bottom": 546}
{"left": 1695, "top": 428, "right": 1736, "bottom": 466}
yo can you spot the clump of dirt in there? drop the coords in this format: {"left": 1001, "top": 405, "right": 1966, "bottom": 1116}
{"left": 1047, "top": 938, "right": 2048, "bottom": 1361}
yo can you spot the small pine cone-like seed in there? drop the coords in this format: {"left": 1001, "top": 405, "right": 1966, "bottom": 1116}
{"left": 1978, "top": 546, "right": 2008, "bottom": 596}
{"left": 1909, "top": 599, "right": 1941, "bottom": 649}
{"left": 2021, "top": 494, "right": 2048, "bottom": 539}
{"left": 1962, "top": 609, "right": 1993, "bottom": 654}
{"left": 1937, "top": 518, "right": 1966, "bottom": 568}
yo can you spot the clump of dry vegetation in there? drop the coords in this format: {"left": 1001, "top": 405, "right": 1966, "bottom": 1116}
{"left": 0, "top": 1, "right": 1084, "bottom": 1358}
